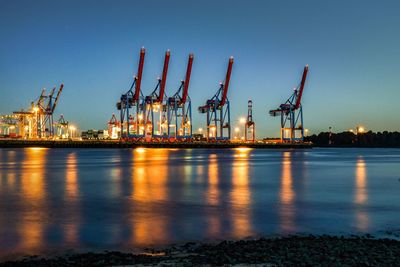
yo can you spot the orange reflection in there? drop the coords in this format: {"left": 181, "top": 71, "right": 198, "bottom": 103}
{"left": 131, "top": 148, "right": 169, "bottom": 246}
{"left": 64, "top": 152, "right": 79, "bottom": 244}
{"left": 279, "top": 151, "right": 295, "bottom": 232}
{"left": 230, "top": 148, "right": 252, "bottom": 237}
{"left": 207, "top": 154, "right": 220, "bottom": 236}
{"left": 20, "top": 147, "right": 48, "bottom": 251}
{"left": 354, "top": 157, "right": 369, "bottom": 231}
{"left": 234, "top": 147, "right": 253, "bottom": 158}
{"left": 355, "top": 158, "right": 367, "bottom": 204}
{"left": 65, "top": 153, "right": 78, "bottom": 199}
{"left": 207, "top": 154, "right": 219, "bottom": 206}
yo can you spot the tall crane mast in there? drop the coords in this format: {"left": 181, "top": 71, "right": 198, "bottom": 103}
{"left": 198, "top": 57, "right": 233, "bottom": 141}
{"left": 52, "top": 84, "right": 64, "bottom": 114}
{"left": 245, "top": 99, "right": 255, "bottom": 142}
{"left": 117, "top": 47, "right": 146, "bottom": 139}
{"left": 167, "top": 53, "right": 194, "bottom": 140}
{"left": 144, "top": 50, "right": 170, "bottom": 139}
{"left": 269, "top": 65, "right": 309, "bottom": 142}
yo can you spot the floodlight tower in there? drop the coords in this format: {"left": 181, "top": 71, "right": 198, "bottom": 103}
{"left": 198, "top": 57, "right": 233, "bottom": 141}
{"left": 144, "top": 50, "right": 170, "bottom": 139}
{"left": 117, "top": 47, "right": 146, "bottom": 139}
{"left": 167, "top": 53, "right": 194, "bottom": 140}
{"left": 245, "top": 100, "right": 255, "bottom": 142}
{"left": 269, "top": 65, "right": 309, "bottom": 142}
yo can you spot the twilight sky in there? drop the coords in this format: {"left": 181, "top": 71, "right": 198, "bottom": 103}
{"left": 0, "top": 0, "right": 399, "bottom": 137}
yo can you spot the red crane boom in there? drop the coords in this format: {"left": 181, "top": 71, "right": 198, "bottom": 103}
{"left": 294, "top": 65, "right": 308, "bottom": 110}
{"left": 51, "top": 84, "right": 64, "bottom": 113}
{"left": 157, "top": 50, "right": 170, "bottom": 103}
{"left": 219, "top": 57, "right": 233, "bottom": 107}
{"left": 180, "top": 53, "right": 194, "bottom": 105}
{"left": 134, "top": 47, "right": 146, "bottom": 101}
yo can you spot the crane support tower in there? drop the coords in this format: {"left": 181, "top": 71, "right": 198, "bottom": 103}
{"left": 245, "top": 100, "right": 255, "bottom": 142}
{"left": 55, "top": 114, "right": 69, "bottom": 138}
{"left": 167, "top": 53, "right": 194, "bottom": 140}
{"left": 269, "top": 65, "right": 309, "bottom": 142}
{"left": 117, "top": 47, "right": 146, "bottom": 139}
{"left": 108, "top": 113, "right": 121, "bottom": 139}
{"left": 144, "top": 50, "right": 170, "bottom": 140}
{"left": 198, "top": 57, "right": 233, "bottom": 141}
{"left": 35, "top": 84, "right": 64, "bottom": 138}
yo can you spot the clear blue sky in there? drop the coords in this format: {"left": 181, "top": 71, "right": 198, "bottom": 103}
{"left": 1, "top": 0, "right": 399, "bottom": 137}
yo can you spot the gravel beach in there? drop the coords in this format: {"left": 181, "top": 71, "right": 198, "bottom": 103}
{"left": 1, "top": 235, "right": 400, "bottom": 266}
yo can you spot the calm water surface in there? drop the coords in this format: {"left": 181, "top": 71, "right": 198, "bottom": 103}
{"left": 0, "top": 147, "right": 400, "bottom": 257}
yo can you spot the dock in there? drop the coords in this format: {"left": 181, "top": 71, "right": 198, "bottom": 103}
{"left": 0, "top": 139, "right": 313, "bottom": 149}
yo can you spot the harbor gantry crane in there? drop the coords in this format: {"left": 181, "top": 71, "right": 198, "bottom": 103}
{"left": 31, "top": 84, "right": 64, "bottom": 138}
{"left": 167, "top": 53, "right": 194, "bottom": 140}
{"left": 245, "top": 99, "right": 255, "bottom": 142}
{"left": 55, "top": 114, "right": 69, "bottom": 138}
{"left": 108, "top": 113, "right": 121, "bottom": 139}
{"left": 144, "top": 50, "right": 170, "bottom": 139}
{"left": 44, "top": 84, "right": 64, "bottom": 138}
{"left": 269, "top": 65, "right": 309, "bottom": 142}
{"left": 198, "top": 57, "right": 233, "bottom": 141}
{"left": 117, "top": 47, "right": 146, "bottom": 139}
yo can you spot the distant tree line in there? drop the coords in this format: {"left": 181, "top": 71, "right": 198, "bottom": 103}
{"left": 305, "top": 131, "right": 400, "bottom": 147}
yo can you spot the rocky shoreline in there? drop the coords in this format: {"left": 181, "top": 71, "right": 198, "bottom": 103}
{"left": 1, "top": 235, "right": 400, "bottom": 266}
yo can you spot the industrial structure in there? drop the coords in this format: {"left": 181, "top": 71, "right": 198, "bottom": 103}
{"left": 167, "top": 54, "right": 193, "bottom": 140}
{"left": 245, "top": 100, "right": 255, "bottom": 142}
{"left": 0, "top": 84, "right": 64, "bottom": 139}
{"left": 39, "top": 84, "right": 64, "bottom": 137}
{"left": 0, "top": 114, "right": 18, "bottom": 137}
{"left": 108, "top": 113, "right": 121, "bottom": 139}
{"left": 269, "top": 65, "right": 309, "bottom": 142}
{"left": 0, "top": 45, "right": 313, "bottom": 144}
{"left": 116, "top": 48, "right": 195, "bottom": 141}
{"left": 144, "top": 50, "right": 170, "bottom": 139}
{"left": 55, "top": 114, "right": 69, "bottom": 138}
{"left": 198, "top": 57, "right": 233, "bottom": 141}
{"left": 117, "top": 47, "right": 146, "bottom": 139}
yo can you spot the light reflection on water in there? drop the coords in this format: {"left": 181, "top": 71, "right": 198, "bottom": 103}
{"left": 19, "top": 148, "right": 48, "bottom": 252}
{"left": 207, "top": 153, "right": 219, "bottom": 206}
{"left": 0, "top": 147, "right": 400, "bottom": 257}
{"left": 280, "top": 151, "right": 295, "bottom": 232}
{"left": 355, "top": 157, "right": 369, "bottom": 231}
{"left": 131, "top": 148, "right": 169, "bottom": 246}
{"left": 230, "top": 148, "right": 251, "bottom": 237}
{"left": 64, "top": 152, "right": 79, "bottom": 245}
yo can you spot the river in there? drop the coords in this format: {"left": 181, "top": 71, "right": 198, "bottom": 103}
{"left": 0, "top": 147, "right": 399, "bottom": 258}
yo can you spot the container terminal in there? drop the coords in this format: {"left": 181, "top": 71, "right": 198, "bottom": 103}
{"left": 0, "top": 48, "right": 311, "bottom": 149}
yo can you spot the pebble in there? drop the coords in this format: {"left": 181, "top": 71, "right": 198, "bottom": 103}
{"left": 1, "top": 235, "right": 400, "bottom": 266}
